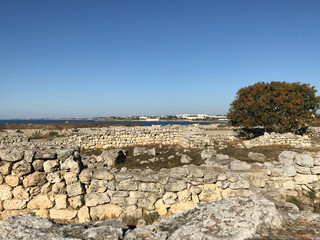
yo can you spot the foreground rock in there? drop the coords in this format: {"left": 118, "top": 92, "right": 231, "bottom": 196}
{"left": 2, "top": 197, "right": 319, "bottom": 240}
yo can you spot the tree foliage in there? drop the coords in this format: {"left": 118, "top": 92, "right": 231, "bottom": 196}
{"left": 227, "top": 81, "right": 320, "bottom": 133}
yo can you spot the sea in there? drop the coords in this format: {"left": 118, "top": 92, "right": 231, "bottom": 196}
{"left": 0, "top": 119, "right": 224, "bottom": 126}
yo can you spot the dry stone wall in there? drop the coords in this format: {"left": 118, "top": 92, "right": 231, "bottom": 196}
{"left": 0, "top": 146, "right": 320, "bottom": 223}
{"left": 242, "top": 132, "right": 312, "bottom": 148}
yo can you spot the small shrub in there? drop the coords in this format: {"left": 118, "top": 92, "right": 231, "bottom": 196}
{"left": 49, "top": 131, "right": 59, "bottom": 137}
{"left": 144, "top": 211, "right": 159, "bottom": 224}
{"left": 286, "top": 196, "right": 303, "bottom": 210}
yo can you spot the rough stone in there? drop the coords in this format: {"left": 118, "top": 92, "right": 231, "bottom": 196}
{"left": 294, "top": 154, "right": 314, "bottom": 168}
{"left": 23, "top": 172, "right": 47, "bottom": 187}
{"left": 85, "top": 192, "right": 110, "bottom": 207}
{"left": 278, "top": 151, "right": 297, "bottom": 166}
{"left": 61, "top": 156, "right": 80, "bottom": 174}
{"left": 230, "top": 160, "right": 251, "bottom": 171}
{"left": 248, "top": 152, "right": 266, "bottom": 162}
{"left": 0, "top": 184, "right": 13, "bottom": 200}
{"left": 294, "top": 174, "right": 318, "bottom": 184}
{"left": 34, "top": 151, "right": 57, "bottom": 160}
{"left": 3, "top": 199, "right": 27, "bottom": 210}
{"left": 201, "top": 148, "right": 216, "bottom": 159}
{"left": 27, "top": 194, "right": 54, "bottom": 209}
{"left": 180, "top": 154, "right": 192, "bottom": 164}
{"left": 32, "top": 160, "right": 44, "bottom": 172}
{"left": 55, "top": 194, "right": 68, "bottom": 209}
{"left": 68, "top": 195, "right": 84, "bottom": 209}
{"left": 90, "top": 204, "right": 123, "bottom": 220}
{"left": 5, "top": 175, "right": 20, "bottom": 187}
{"left": 92, "top": 168, "right": 114, "bottom": 180}
{"left": 49, "top": 209, "right": 77, "bottom": 220}
{"left": 43, "top": 160, "right": 60, "bottom": 173}
{"left": 12, "top": 160, "right": 32, "bottom": 176}
{"left": 67, "top": 182, "right": 85, "bottom": 197}
{"left": 0, "top": 150, "right": 24, "bottom": 162}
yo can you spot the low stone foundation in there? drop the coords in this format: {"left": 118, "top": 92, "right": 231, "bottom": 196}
{"left": 0, "top": 147, "right": 319, "bottom": 223}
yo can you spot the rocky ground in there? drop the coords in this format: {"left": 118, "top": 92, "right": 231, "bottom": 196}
{"left": 0, "top": 197, "right": 320, "bottom": 240}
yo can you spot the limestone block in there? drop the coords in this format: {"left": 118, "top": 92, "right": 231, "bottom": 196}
{"left": 199, "top": 184, "right": 221, "bottom": 202}
{"left": 92, "top": 168, "right": 114, "bottom": 180}
{"left": 282, "top": 181, "right": 295, "bottom": 190}
{"left": 90, "top": 204, "right": 123, "bottom": 220}
{"left": 0, "top": 184, "right": 13, "bottom": 200}
{"left": 201, "top": 149, "right": 216, "bottom": 159}
{"left": 79, "top": 168, "right": 93, "bottom": 184}
{"left": 43, "top": 160, "right": 59, "bottom": 173}
{"left": 23, "top": 150, "right": 35, "bottom": 163}
{"left": 278, "top": 151, "right": 297, "bottom": 166}
{"left": 248, "top": 152, "right": 266, "bottom": 162}
{"left": 283, "top": 166, "right": 297, "bottom": 177}
{"left": 180, "top": 155, "right": 192, "bottom": 164}
{"left": 88, "top": 179, "right": 108, "bottom": 193}
{"left": 170, "top": 168, "right": 189, "bottom": 179}
{"left": 12, "top": 161, "right": 32, "bottom": 176}
{"left": 32, "top": 160, "right": 44, "bottom": 172}
{"left": 64, "top": 172, "right": 78, "bottom": 185}
{"left": 230, "top": 160, "right": 251, "bottom": 171}
{"left": 3, "top": 199, "right": 26, "bottom": 210}
{"left": 57, "top": 149, "right": 73, "bottom": 161}
{"left": 67, "top": 182, "right": 84, "bottom": 197}
{"left": 27, "top": 194, "right": 54, "bottom": 209}
{"left": 47, "top": 172, "right": 62, "bottom": 183}
{"left": 68, "top": 196, "right": 84, "bottom": 209}
{"left": 138, "top": 182, "right": 160, "bottom": 192}
{"left": 190, "top": 185, "right": 203, "bottom": 195}
{"left": 177, "top": 189, "right": 191, "bottom": 203}
{"left": 85, "top": 192, "right": 110, "bottom": 207}
{"left": 0, "top": 150, "right": 24, "bottom": 162}
{"left": 295, "top": 165, "right": 311, "bottom": 175}
{"left": 163, "top": 192, "right": 177, "bottom": 206}
{"left": 23, "top": 172, "right": 47, "bottom": 187}
{"left": 117, "top": 179, "right": 138, "bottom": 191}
{"left": 61, "top": 156, "right": 80, "bottom": 174}
{"left": 40, "top": 182, "right": 52, "bottom": 194}
{"left": 5, "top": 175, "right": 20, "bottom": 187}
{"left": 0, "top": 162, "right": 12, "bottom": 175}
{"left": 12, "top": 186, "right": 29, "bottom": 199}
{"left": 33, "top": 209, "right": 49, "bottom": 218}
{"left": 34, "top": 151, "right": 57, "bottom": 160}
{"left": 155, "top": 199, "right": 167, "bottom": 216}
{"left": 311, "top": 166, "right": 320, "bottom": 175}
{"left": 78, "top": 206, "right": 90, "bottom": 223}
{"left": 49, "top": 209, "right": 77, "bottom": 220}
{"left": 229, "top": 180, "right": 250, "bottom": 190}
{"left": 164, "top": 180, "right": 187, "bottom": 192}
{"left": 137, "top": 193, "right": 159, "bottom": 211}
{"left": 55, "top": 194, "right": 67, "bottom": 209}
{"left": 52, "top": 182, "right": 66, "bottom": 194}
{"left": 294, "top": 154, "right": 314, "bottom": 168}
{"left": 216, "top": 154, "right": 229, "bottom": 160}
{"left": 294, "top": 174, "right": 318, "bottom": 184}
{"left": 169, "top": 200, "right": 197, "bottom": 215}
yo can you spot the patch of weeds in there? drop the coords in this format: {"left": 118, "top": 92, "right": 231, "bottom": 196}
{"left": 143, "top": 211, "right": 159, "bottom": 224}
{"left": 308, "top": 191, "right": 316, "bottom": 200}
{"left": 49, "top": 131, "right": 59, "bottom": 137}
{"left": 286, "top": 196, "right": 303, "bottom": 210}
{"left": 30, "top": 130, "right": 46, "bottom": 139}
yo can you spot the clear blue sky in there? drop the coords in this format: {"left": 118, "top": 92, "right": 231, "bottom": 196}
{"left": 1, "top": 0, "right": 319, "bottom": 119}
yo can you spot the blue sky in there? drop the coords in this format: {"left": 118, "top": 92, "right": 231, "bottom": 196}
{"left": 1, "top": 0, "right": 319, "bottom": 119}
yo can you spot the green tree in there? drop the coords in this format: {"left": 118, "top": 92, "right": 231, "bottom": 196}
{"left": 227, "top": 81, "right": 320, "bottom": 133}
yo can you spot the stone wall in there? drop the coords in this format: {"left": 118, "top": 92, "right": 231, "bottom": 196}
{"left": 308, "top": 127, "right": 320, "bottom": 138}
{"left": 0, "top": 147, "right": 319, "bottom": 223}
{"left": 0, "top": 125, "right": 214, "bottom": 149}
{"left": 242, "top": 132, "right": 312, "bottom": 148}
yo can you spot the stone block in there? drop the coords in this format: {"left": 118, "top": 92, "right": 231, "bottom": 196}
{"left": 294, "top": 174, "right": 318, "bottom": 184}
{"left": 49, "top": 209, "right": 77, "bottom": 220}
{"left": 88, "top": 179, "right": 108, "bottom": 193}
{"left": 117, "top": 179, "right": 138, "bottom": 191}
{"left": 78, "top": 206, "right": 90, "bottom": 223}
{"left": 68, "top": 195, "right": 84, "bottom": 209}
{"left": 27, "top": 194, "right": 53, "bottom": 209}
{"left": 43, "top": 160, "right": 59, "bottom": 173}
{"left": 12, "top": 186, "right": 29, "bottom": 199}
{"left": 90, "top": 204, "right": 123, "bottom": 220}
{"left": 23, "top": 172, "right": 47, "bottom": 187}
{"left": 85, "top": 192, "right": 110, "bottom": 207}
{"left": 164, "top": 180, "right": 187, "bottom": 192}
{"left": 0, "top": 162, "right": 12, "bottom": 175}
{"left": 0, "top": 184, "right": 13, "bottom": 200}
{"left": 3, "top": 199, "right": 26, "bottom": 210}
{"left": 5, "top": 175, "right": 20, "bottom": 187}
{"left": 0, "top": 150, "right": 24, "bottom": 162}
{"left": 12, "top": 161, "right": 32, "bottom": 176}
{"left": 311, "top": 166, "right": 320, "bottom": 175}
{"left": 278, "top": 151, "right": 296, "bottom": 166}
{"left": 67, "top": 182, "right": 84, "bottom": 197}
{"left": 92, "top": 168, "right": 114, "bottom": 180}
{"left": 34, "top": 151, "right": 57, "bottom": 160}
{"left": 283, "top": 166, "right": 297, "bottom": 177}
{"left": 294, "top": 154, "right": 314, "bottom": 168}
{"left": 55, "top": 194, "right": 67, "bottom": 209}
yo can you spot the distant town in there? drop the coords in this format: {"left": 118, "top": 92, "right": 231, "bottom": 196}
{"left": 19, "top": 114, "right": 228, "bottom": 122}
{"left": 102, "top": 114, "right": 228, "bottom": 122}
